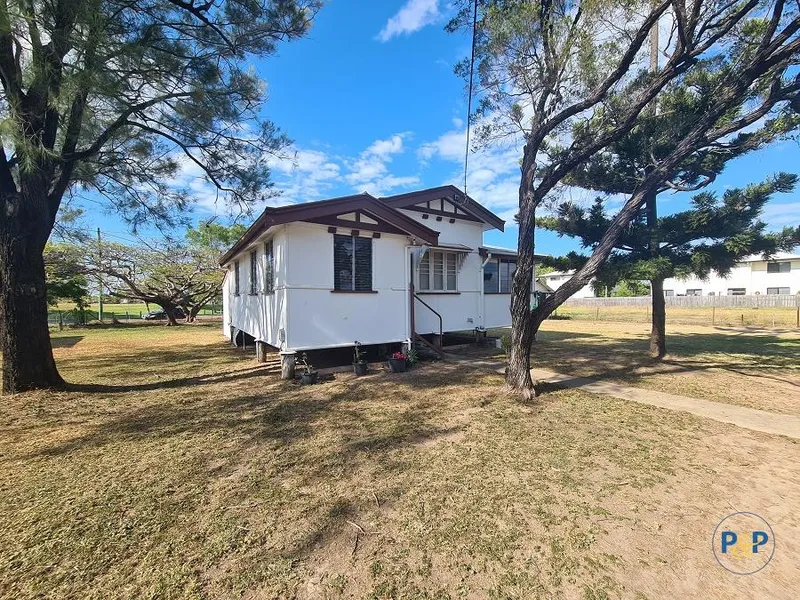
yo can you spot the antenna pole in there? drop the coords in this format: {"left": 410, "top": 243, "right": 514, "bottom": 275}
{"left": 463, "top": 0, "right": 479, "bottom": 197}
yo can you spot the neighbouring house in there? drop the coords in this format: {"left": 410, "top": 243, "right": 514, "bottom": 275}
{"left": 219, "top": 185, "right": 550, "bottom": 356}
{"left": 538, "top": 252, "right": 800, "bottom": 299}
{"left": 662, "top": 253, "right": 800, "bottom": 296}
{"left": 538, "top": 270, "right": 597, "bottom": 299}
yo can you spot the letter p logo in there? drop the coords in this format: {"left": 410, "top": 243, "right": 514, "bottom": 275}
{"left": 721, "top": 531, "right": 738, "bottom": 554}
{"left": 752, "top": 531, "right": 769, "bottom": 553}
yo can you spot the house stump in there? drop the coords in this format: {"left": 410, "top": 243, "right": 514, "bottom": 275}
{"left": 280, "top": 351, "right": 297, "bottom": 380}
{"left": 256, "top": 341, "right": 268, "bottom": 363}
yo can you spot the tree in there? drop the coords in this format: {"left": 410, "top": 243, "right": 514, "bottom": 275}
{"left": 44, "top": 243, "right": 89, "bottom": 308}
{"left": 449, "top": 0, "right": 800, "bottom": 397}
{"left": 0, "top": 1, "right": 317, "bottom": 392}
{"left": 85, "top": 237, "right": 223, "bottom": 325}
{"left": 557, "top": 75, "right": 800, "bottom": 356}
{"left": 542, "top": 174, "right": 800, "bottom": 354}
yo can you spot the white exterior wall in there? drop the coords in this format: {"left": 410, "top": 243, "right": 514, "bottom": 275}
{"left": 542, "top": 272, "right": 597, "bottom": 298}
{"left": 283, "top": 222, "right": 410, "bottom": 350}
{"left": 397, "top": 209, "right": 518, "bottom": 333}
{"left": 223, "top": 227, "right": 289, "bottom": 348}
{"left": 663, "top": 257, "right": 800, "bottom": 295}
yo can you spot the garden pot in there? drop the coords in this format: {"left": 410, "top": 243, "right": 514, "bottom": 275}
{"left": 353, "top": 361, "right": 368, "bottom": 376}
{"left": 300, "top": 371, "right": 318, "bottom": 385}
{"left": 388, "top": 358, "right": 407, "bottom": 373}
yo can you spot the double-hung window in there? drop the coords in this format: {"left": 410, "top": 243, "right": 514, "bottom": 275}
{"left": 264, "top": 240, "right": 274, "bottom": 294}
{"left": 419, "top": 250, "right": 457, "bottom": 292}
{"left": 249, "top": 250, "right": 258, "bottom": 294}
{"left": 334, "top": 234, "right": 373, "bottom": 291}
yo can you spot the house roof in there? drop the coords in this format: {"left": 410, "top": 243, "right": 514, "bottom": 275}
{"left": 479, "top": 245, "right": 550, "bottom": 261}
{"left": 381, "top": 185, "right": 506, "bottom": 232}
{"left": 219, "top": 193, "right": 440, "bottom": 265}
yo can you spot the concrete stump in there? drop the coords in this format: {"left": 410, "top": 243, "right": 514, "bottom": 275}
{"left": 256, "top": 341, "right": 268, "bottom": 363}
{"left": 280, "top": 351, "right": 297, "bottom": 380}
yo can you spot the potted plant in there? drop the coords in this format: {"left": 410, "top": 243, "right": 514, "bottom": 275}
{"left": 388, "top": 351, "right": 408, "bottom": 373}
{"left": 353, "top": 341, "right": 368, "bottom": 376}
{"left": 297, "top": 352, "right": 318, "bottom": 385}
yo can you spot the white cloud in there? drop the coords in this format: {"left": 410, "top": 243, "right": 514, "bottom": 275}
{"left": 377, "top": 0, "right": 440, "bottom": 42}
{"left": 345, "top": 133, "right": 419, "bottom": 195}
{"left": 762, "top": 201, "right": 800, "bottom": 228}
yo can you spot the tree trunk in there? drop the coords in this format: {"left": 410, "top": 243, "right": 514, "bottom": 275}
{"left": 507, "top": 157, "right": 538, "bottom": 398}
{"left": 649, "top": 278, "right": 667, "bottom": 358}
{"left": 0, "top": 196, "right": 64, "bottom": 393}
{"left": 163, "top": 305, "right": 179, "bottom": 326}
{"left": 186, "top": 305, "right": 201, "bottom": 323}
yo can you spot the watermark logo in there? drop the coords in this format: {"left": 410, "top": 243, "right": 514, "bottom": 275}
{"left": 712, "top": 512, "right": 775, "bottom": 575}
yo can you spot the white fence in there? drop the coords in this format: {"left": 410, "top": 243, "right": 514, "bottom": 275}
{"left": 563, "top": 294, "right": 800, "bottom": 309}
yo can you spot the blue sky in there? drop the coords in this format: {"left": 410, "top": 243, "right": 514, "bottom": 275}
{"left": 84, "top": 0, "right": 800, "bottom": 255}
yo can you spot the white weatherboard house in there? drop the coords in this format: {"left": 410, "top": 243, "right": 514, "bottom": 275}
{"left": 220, "top": 186, "right": 546, "bottom": 356}
{"left": 539, "top": 252, "right": 800, "bottom": 298}
{"left": 661, "top": 253, "right": 800, "bottom": 296}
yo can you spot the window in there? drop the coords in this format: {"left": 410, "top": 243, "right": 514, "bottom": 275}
{"left": 483, "top": 257, "right": 517, "bottom": 293}
{"left": 233, "top": 260, "right": 240, "bottom": 296}
{"left": 767, "top": 287, "right": 790, "bottom": 295}
{"left": 686, "top": 289, "right": 702, "bottom": 296}
{"left": 264, "top": 240, "right": 274, "bottom": 294}
{"left": 767, "top": 261, "right": 791, "bottom": 273}
{"left": 249, "top": 250, "right": 258, "bottom": 294}
{"left": 727, "top": 288, "right": 746, "bottom": 296}
{"left": 419, "top": 250, "right": 458, "bottom": 292}
{"left": 483, "top": 259, "right": 499, "bottom": 293}
{"left": 664, "top": 289, "right": 674, "bottom": 297}
{"left": 334, "top": 234, "right": 372, "bottom": 291}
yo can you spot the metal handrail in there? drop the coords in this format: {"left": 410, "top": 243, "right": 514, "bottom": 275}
{"left": 413, "top": 293, "right": 443, "bottom": 351}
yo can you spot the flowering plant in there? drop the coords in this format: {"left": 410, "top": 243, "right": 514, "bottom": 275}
{"left": 391, "top": 351, "right": 408, "bottom": 361}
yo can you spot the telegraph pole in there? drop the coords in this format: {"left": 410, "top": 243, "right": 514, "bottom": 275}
{"left": 97, "top": 228, "right": 104, "bottom": 321}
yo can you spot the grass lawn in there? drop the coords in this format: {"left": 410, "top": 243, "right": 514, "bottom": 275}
{"left": 554, "top": 304, "right": 798, "bottom": 328}
{"left": 524, "top": 320, "right": 800, "bottom": 416}
{"left": 1, "top": 324, "right": 798, "bottom": 598}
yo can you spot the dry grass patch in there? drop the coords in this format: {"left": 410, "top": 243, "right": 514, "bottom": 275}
{"left": 1, "top": 324, "right": 798, "bottom": 598}
{"left": 508, "top": 320, "right": 800, "bottom": 415}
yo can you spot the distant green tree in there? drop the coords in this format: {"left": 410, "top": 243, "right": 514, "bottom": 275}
{"left": 44, "top": 244, "right": 89, "bottom": 308}
{"left": 540, "top": 175, "right": 800, "bottom": 356}
{"left": 0, "top": 0, "right": 318, "bottom": 392}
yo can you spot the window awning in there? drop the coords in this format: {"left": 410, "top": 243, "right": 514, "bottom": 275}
{"left": 419, "top": 243, "right": 473, "bottom": 271}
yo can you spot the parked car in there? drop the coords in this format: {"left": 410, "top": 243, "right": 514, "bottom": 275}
{"left": 142, "top": 307, "right": 186, "bottom": 320}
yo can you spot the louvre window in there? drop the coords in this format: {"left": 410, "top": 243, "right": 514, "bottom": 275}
{"left": 419, "top": 250, "right": 458, "bottom": 291}
{"left": 233, "top": 260, "right": 240, "bottom": 296}
{"left": 249, "top": 250, "right": 258, "bottom": 294}
{"left": 264, "top": 240, "right": 274, "bottom": 294}
{"left": 767, "top": 261, "right": 791, "bottom": 273}
{"left": 334, "top": 234, "right": 372, "bottom": 291}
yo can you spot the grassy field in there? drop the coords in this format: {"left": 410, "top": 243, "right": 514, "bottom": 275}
{"left": 0, "top": 324, "right": 798, "bottom": 598}
{"left": 553, "top": 303, "right": 799, "bottom": 328}
{"left": 49, "top": 302, "right": 222, "bottom": 322}
{"left": 526, "top": 320, "right": 800, "bottom": 415}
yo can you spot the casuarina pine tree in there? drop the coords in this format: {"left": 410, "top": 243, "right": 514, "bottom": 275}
{"left": 540, "top": 174, "right": 800, "bottom": 357}
{"left": 0, "top": 1, "right": 318, "bottom": 392}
